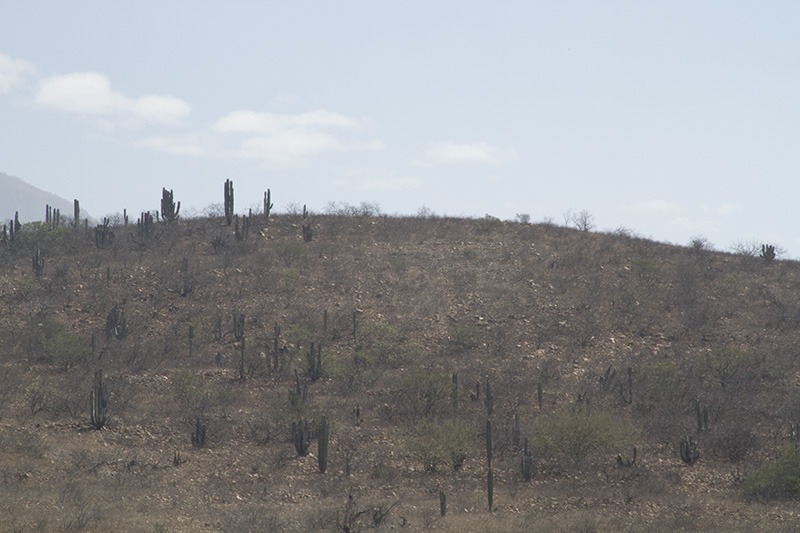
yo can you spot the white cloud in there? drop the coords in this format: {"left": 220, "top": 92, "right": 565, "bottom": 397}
{"left": 705, "top": 203, "right": 740, "bottom": 215}
{"left": 215, "top": 109, "right": 355, "bottom": 134}
{"left": 238, "top": 130, "right": 342, "bottom": 163}
{"left": 634, "top": 199, "right": 680, "bottom": 212}
{"left": 0, "top": 53, "right": 36, "bottom": 93}
{"left": 215, "top": 109, "right": 361, "bottom": 163}
{"left": 36, "top": 72, "right": 190, "bottom": 123}
{"left": 138, "top": 135, "right": 205, "bottom": 157}
{"left": 429, "top": 141, "right": 512, "bottom": 163}
{"left": 359, "top": 177, "right": 422, "bottom": 190}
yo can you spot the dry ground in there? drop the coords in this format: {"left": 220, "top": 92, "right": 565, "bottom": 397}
{"left": 1, "top": 212, "right": 800, "bottom": 531}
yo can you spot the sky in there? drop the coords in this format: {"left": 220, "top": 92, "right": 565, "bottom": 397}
{"left": 1, "top": 2, "right": 799, "bottom": 256}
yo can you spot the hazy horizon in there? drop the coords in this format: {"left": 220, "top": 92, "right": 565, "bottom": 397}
{"left": 2, "top": 2, "right": 798, "bottom": 257}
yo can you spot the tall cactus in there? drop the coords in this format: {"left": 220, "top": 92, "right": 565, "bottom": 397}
{"left": 161, "top": 188, "right": 181, "bottom": 223}
{"left": 192, "top": 416, "right": 207, "bottom": 448}
{"left": 318, "top": 416, "right": 330, "bottom": 473}
{"left": 521, "top": 438, "right": 534, "bottom": 481}
{"left": 90, "top": 369, "right": 108, "bottom": 430}
{"left": 264, "top": 189, "right": 273, "bottom": 223}
{"left": 484, "top": 378, "right": 493, "bottom": 417}
{"left": 224, "top": 178, "right": 234, "bottom": 226}
{"left": 292, "top": 419, "right": 311, "bottom": 456}
{"left": 74, "top": 199, "right": 80, "bottom": 229}
{"left": 439, "top": 490, "right": 446, "bottom": 517}
{"left": 680, "top": 435, "right": 699, "bottom": 465}
{"left": 487, "top": 467, "right": 494, "bottom": 512}
{"left": 485, "top": 419, "right": 493, "bottom": 467}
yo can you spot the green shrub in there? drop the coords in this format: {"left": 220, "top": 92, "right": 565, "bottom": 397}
{"left": 408, "top": 418, "right": 476, "bottom": 472}
{"left": 29, "top": 315, "right": 90, "bottom": 370}
{"left": 270, "top": 240, "right": 306, "bottom": 266}
{"left": 475, "top": 214, "right": 501, "bottom": 234}
{"left": 390, "top": 369, "right": 453, "bottom": 420}
{"left": 462, "top": 248, "right": 478, "bottom": 260}
{"left": 449, "top": 324, "right": 481, "bottom": 352}
{"left": 357, "top": 321, "right": 423, "bottom": 366}
{"left": 744, "top": 445, "right": 800, "bottom": 499}
{"left": 534, "top": 407, "right": 637, "bottom": 467}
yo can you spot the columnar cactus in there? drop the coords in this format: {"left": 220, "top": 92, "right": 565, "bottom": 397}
{"left": 224, "top": 179, "right": 234, "bottom": 226}
{"left": 439, "top": 490, "right": 446, "bottom": 517}
{"left": 106, "top": 304, "right": 127, "bottom": 340}
{"left": 161, "top": 188, "right": 181, "bottom": 223}
{"left": 138, "top": 211, "right": 155, "bottom": 238}
{"left": 537, "top": 381, "right": 543, "bottom": 411}
{"left": 696, "top": 399, "right": 709, "bottom": 432}
{"left": 292, "top": 419, "right": 311, "bottom": 456}
{"left": 264, "top": 189, "right": 273, "bottom": 223}
{"left": 484, "top": 378, "right": 493, "bottom": 417}
{"left": 680, "top": 435, "right": 699, "bottom": 465}
{"left": 32, "top": 249, "right": 44, "bottom": 278}
{"left": 192, "top": 417, "right": 207, "bottom": 448}
{"left": 90, "top": 369, "right": 109, "bottom": 430}
{"left": 318, "top": 415, "right": 330, "bottom": 473}
{"left": 521, "top": 438, "right": 534, "bottom": 481}
{"left": 487, "top": 467, "right": 494, "bottom": 511}
{"left": 485, "top": 419, "right": 493, "bottom": 467}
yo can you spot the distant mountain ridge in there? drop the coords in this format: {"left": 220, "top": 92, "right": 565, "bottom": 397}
{"left": 0, "top": 172, "right": 75, "bottom": 224}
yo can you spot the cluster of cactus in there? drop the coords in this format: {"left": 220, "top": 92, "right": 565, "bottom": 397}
{"left": 137, "top": 211, "right": 155, "bottom": 238}
{"left": 106, "top": 304, "right": 127, "bottom": 340}
{"left": 2, "top": 212, "right": 21, "bottom": 245}
{"left": 45, "top": 204, "right": 61, "bottom": 229}
{"left": 680, "top": 435, "right": 699, "bottom": 465}
{"left": 761, "top": 244, "right": 776, "bottom": 261}
{"left": 289, "top": 372, "right": 308, "bottom": 407}
{"left": 32, "top": 249, "right": 44, "bottom": 278}
{"left": 160, "top": 188, "right": 181, "bottom": 223}
{"left": 599, "top": 365, "right": 633, "bottom": 404}
{"left": 318, "top": 416, "right": 330, "bottom": 473}
{"left": 264, "top": 189, "right": 273, "bottom": 223}
{"left": 292, "top": 419, "right": 310, "bottom": 456}
{"left": 224, "top": 179, "right": 234, "bottom": 226}
{"left": 234, "top": 214, "right": 249, "bottom": 242}
{"left": 95, "top": 217, "right": 114, "bottom": 248}
{"left": 90, "top": 369, "right": 109, "bottom": 430}
{"left": 192, "top": 416, "right": 207, "bottom": 448}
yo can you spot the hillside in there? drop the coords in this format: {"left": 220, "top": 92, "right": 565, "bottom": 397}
{"left": 0, "top": 172, "right": 75, "bottom": 225}
{"left": 1, "top": 210, "right": 800, "bottom": 532}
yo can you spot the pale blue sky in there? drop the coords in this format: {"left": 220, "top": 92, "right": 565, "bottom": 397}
{"left": 2, "top": 2, "right": 799, "bottom": 256}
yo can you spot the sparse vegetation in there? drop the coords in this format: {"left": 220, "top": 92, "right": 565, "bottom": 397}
{"left": 1, "top": 199, "right": 800, "bottom": 530}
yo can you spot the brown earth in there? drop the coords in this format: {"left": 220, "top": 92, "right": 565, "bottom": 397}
{"left": 1, "top": 213, "right": 799, "bottom": 532}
